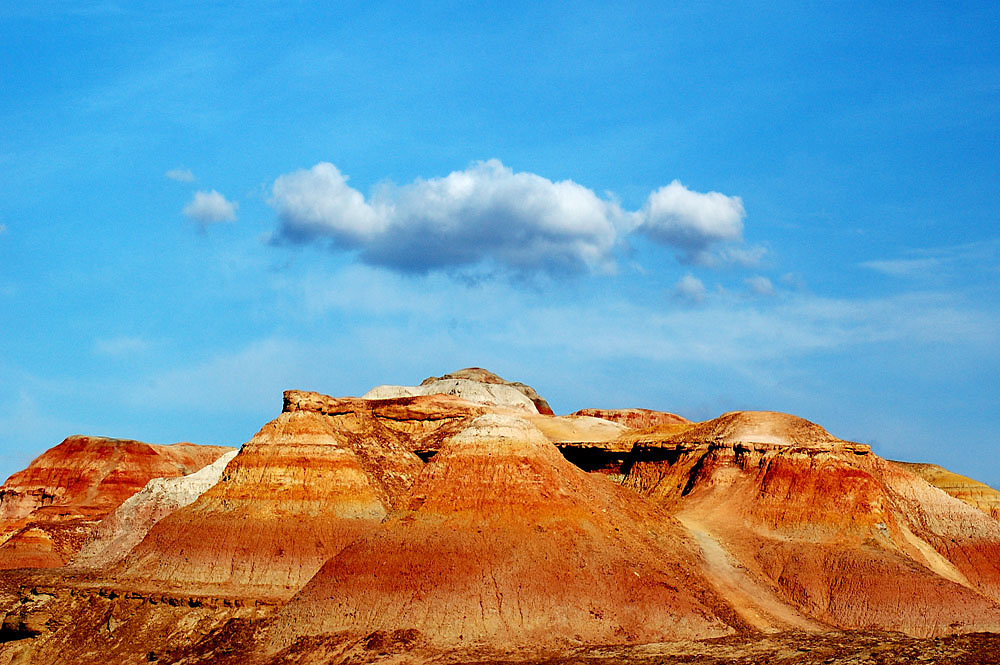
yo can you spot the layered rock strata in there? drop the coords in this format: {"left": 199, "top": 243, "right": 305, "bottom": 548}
{"left": 0, "top": 437, "right": 232, "bottom": 569}
{"left": 891, "top": 461, "right": 1000, "bottom": 522}
{"left": 622, "top": 411, "right": 1000, "bottom": 637}
{"left": 113, "top": 397, "right": 425, "bottom": 600}
{"left": 364, "top": 367, "right": 546, "bottom": 414}
{"left": 573, "top": 407, "right": 690, "bottom": 430}
{"left": 420, "top": 367, "right": 555, "bottom": 414}
{"left": 268, "top": 414, "right": 736, "bottom": 653}
{"left": 72, "top": 450, "right": 239, "bottom": 568}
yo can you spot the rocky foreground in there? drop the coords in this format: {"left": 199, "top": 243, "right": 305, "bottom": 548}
{"left": 0, "top": 368, "right": 998, "bottom": 664}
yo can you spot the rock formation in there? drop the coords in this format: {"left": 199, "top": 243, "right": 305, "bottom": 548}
{"left": 891, "top": 460, "right": 1000, "bottom": 522}
{"left": 573, "top": 407, "right": 690, "bottom": 430}
{"left": 622, "top": 411, "right": 1000, "bottom": 636}
{"left": 268, "top": 414, "right": 735, "bottom": 654}
{"left": 420, "top": 367, "right": 555, "bottom": 414}
{"left": 363, "top": 367, "right": 550, "bottom": 414}
{"left": 2, "top": 372, "right": 1000, "bottom": 664}
{"left": 0, "top": 436, "right": 233, "bottom": 569}
{"left": 72, "top": 450, "right": 239, "bottom": 568}
{"left": 112, "top": 395, "right": 425, "bottom": 600}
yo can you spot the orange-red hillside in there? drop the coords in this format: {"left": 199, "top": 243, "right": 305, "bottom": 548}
{"left": 623, "top": 410, "right": 1000, "bottom": 637}
{"left": 0, "top": 436, "right": 232, "bottom": 569}
{"left": 114, "top": 395, "right": 428, "bottom": 600}
{"left": 268, "top": 413, "right": 736, "bottom": 654}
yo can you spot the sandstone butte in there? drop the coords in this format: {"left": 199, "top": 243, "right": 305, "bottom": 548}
{"left": 0, "top": 436, "right": 233, "bottom": 570}
{"left": 0, "top": 368, "right": 998, "bottom": 665}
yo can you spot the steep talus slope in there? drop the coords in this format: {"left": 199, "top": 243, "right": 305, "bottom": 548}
{"left": 892, "top": 461, "right": 1000, "bottom": 522}
{"left": 113, "top": 399, "right": 424, "bottom": 600}
{"left": 267, "top": 414, "right": 736, "bottom": 655}
{"left": 72, "top": 450, "right": 239, "bottom": 568}
{"left": 0, "top": 437, "right": 232, "bottom": 569}
{"left": 622, "top": 411, "right": 1000, "bottom": 637}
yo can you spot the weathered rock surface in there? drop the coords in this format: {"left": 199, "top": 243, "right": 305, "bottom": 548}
{"left": 892, "top": 460, "right": 1000, "bottom": 522}
{"left": 573, "top": 407, "right": 690, "bottom": 430}
{"left": 364, "top": 367, "right": 551, "bottom": 414}
{"left": 113, "top": 398, "right": 425, "bottom": 600}
{"left": 421, "top": 367, "right": 555, "bottom": 414}
{"left": 268, "top": 414, "right": 736, "bottom": 653}
{"left": 623, "top": 411, "right": 1000, "bottom": 637}
{"left": 0, "top": 437, "right": 233, "bottom": 569}
{"left": 3, "top": 375, "right": 1000, "bottom": 664}
{"left": 72, "top": 450, "right": 239, "bottom": 568}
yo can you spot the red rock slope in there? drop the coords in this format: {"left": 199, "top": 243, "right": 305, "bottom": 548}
{"left": 0, "top": 436, "right": 232, "bottom": 569}
{"left": 267, "top": 413, "right": 736, "bottom": 654}
{"left": 113, "top": 395, "right": 426, "bottom": 600}
{"left": 622, "top": 411, "right": 1000, "bottom": 637}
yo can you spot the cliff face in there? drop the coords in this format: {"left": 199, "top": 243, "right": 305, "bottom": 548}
{"left": 0, "top": 437, "right": 233, "bottom": 569}
{"left": 622, "top": 411, "right": 1000, "bottom": 637}
{"left": 268, "top": 414, "right": 734, "bottom": 654}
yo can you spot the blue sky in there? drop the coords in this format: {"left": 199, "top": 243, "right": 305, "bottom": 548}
{"left": 1, "top": 2, "right": 998, "bottom": 486}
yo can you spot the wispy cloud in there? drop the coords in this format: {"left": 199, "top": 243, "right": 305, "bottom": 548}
{"left": 673, "top": 273, "right": 707, "bottom": 303}
{"left": 166, "top": 168, "right": 195, "bottom": 182}
{"left": 269, "top": 160, "right": 749, "bottom": 276}
{"left": 861, "top": 239, "right": 1000, "bottom": 281}
{"left": 183, "top": 189, "right": 237, "bottom": 225}
{"left": 745, "top": 275, "right": 775, "bottom": 296}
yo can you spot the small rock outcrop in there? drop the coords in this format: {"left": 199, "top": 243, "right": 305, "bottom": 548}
{"left": 363, "top": 367, "right": 553, "bottom": 415}
{"left": 421, "top": 367, "right": 555, "bottom": 414}
{"left": 572, "top": 407, "right": 690, "bottom": 430}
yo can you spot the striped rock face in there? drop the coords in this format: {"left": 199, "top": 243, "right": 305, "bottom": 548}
{"left": 267, "top": 414, "right": 737, "bottom": 653}
{"left": 0, "top": 436, "right": 233, "bottom": 569}
{"left": 623, "top": 411, "right": 1000, "bottom": 637}
{"left": 114, "top": 405, "right": 425, "bottom": 600}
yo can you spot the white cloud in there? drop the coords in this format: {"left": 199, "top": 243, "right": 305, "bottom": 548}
{"left": 166, "top": 168, "right": 195, "bottom": 182}
{"left": 183, "top": 189, "right": 237, "bottom": 224}
{"left": 745, "top": 275, "right": 775, "bottom": 296}
{"left": 269, "top": 160, "right": 746, "bottom": 275}
{"left": 0, "top": 224, "right": 6, "bottom": 234}
{"left": 639, "top": 180, "right": 745, "bottom": 254}
{"left": 673, "top": 273, "right": 707, "bottom": 303}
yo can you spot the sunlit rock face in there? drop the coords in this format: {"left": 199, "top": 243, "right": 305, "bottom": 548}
{"left": 0, "top": 436, "right": 233, "bottom": 569}
{"left": 268, "top": 414, "right": 735, "bottom": 653}
{"left": 622, "top": 411, "right": 1000, "bottom": 637}
{"left": 113, "top": 402, "right": 426, "bottom": 600}
{"left": 3, "top": 378, "right": 1000, "bottom": 664}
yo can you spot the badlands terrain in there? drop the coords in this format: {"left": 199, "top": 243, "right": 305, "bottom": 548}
{"left": 0, "top": 368, "right": 999, "bottom": 664}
